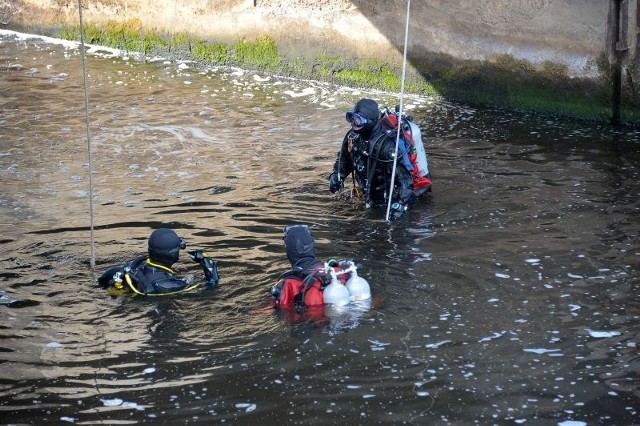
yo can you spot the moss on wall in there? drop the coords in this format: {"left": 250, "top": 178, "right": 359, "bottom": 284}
{"left": 40, "top": 20, "right": 640, "bottom": 124}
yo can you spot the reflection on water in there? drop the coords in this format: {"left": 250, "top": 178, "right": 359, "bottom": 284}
{"left": 1, "top": 30, "right": 639, "bottom": 424}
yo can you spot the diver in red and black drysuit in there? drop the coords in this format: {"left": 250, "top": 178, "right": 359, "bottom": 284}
{"left": 329, "top": 98, "right": 425, "bottom": 220}
{"left": 271, "top": 225, "right": 350, "bottom": 320}
{"left": 97, "top": 228, "right": 219, "bottom": 296}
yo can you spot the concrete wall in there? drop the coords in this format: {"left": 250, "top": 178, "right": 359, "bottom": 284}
{"left": 1, "top": 0, "right": 634, "bottom": 79}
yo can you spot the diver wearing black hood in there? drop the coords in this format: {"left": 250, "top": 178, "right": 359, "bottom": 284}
{"left": 271, "top": 224, "right": 351, "bottom": 310}
{"left": 97, "top": 228, "right": 220, "bottom": 295}
{"left": 284, "top": 223, "right": 319, "bottom": 271}
{"left": 329, "top": 98, "right": 417, "bottom": 220}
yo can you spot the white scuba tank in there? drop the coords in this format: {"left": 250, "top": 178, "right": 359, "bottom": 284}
{"left": 323, "top": 269, "right": 351, "bottom": 307}
{"left": 345, "top": 269, "right": 371, "bottom": 301}
{"left": 407, "top": 120, "right": 429, "bottom": 177}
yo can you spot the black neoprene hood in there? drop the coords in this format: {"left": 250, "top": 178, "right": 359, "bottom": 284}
{"left": 148, "top": 228, "right": 182, "bottom": 267}
{"left": 354, "top": 98, "right": 379, "bottom": 121}
{"left": 284, "top": 225, "right": 315, "bottom": 266}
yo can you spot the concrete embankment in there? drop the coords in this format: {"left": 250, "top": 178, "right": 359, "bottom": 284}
{"left": 2, "top": 0, "right": 639, "bottom": 123}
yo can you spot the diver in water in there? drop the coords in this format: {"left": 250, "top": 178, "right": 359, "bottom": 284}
{"left": 329, "top": 98, "right": 432, "bottom": 220}
{"left": 271, "top": 224, "right": 370, "bottom": 323}
{"left": 97, "top": 228, "right": 219, "bottom": 295}
{"left": 271, "top": 224, "right": 331, "bottom": 310}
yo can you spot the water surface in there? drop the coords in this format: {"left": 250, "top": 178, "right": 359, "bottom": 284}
{"left": 1, "top": 30, "right": 639, "bottom": 425}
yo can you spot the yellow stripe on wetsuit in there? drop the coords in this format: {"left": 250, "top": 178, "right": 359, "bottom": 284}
{"left": 121, "top": 259, "right": 202, "bottom": 296}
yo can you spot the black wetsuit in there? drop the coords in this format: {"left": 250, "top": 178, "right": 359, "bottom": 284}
{"left": 98, "top": 256, "right": 195, "bottom": 295}
{"left": 332, "top": 122, "right": 415, "bottom": 207}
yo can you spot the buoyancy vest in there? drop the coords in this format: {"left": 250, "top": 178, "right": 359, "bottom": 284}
{"left": 343, "top": 124, "right": 419, "bottom": 207}
{"left": 271, "top": 259, "right": 349, "bottom": 310}
{"left": 379, "top": 111, "right": 432, "bottom": 191}
{"left": 345, "top": 127, "right": 396, "bottom": 206}
{"left": 99, "top": 256, "right": 200, "bottom": 296}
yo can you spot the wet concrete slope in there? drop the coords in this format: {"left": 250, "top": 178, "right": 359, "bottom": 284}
{"left": 2, "top": 0, "right": 614, "bottom": 78}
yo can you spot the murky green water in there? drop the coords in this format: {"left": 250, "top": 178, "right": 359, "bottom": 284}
{"left": 1, "top": 30, "right": 639, "bottom": 425}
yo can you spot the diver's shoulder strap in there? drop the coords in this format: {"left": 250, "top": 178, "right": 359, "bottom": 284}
{"left": 123, "top": 257, "right": 200, "bottom": 296}
{"left": 121, "top": 256, "right": 150, "bottom": 294}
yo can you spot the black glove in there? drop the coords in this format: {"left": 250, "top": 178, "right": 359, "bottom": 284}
{"left": 188, "top": 249, "right": 206, "bottom": 262}
{"left": 389, "top": 202, "right": 407, "bottom": 221}
{"left": 97, "top": 266, "right": 124, "bottom": 288}
{"left": 188, "top": 250, "right": 220, "bottom": 288}
{"left": 329, "top": 173, "right": 344, "bottom": 193}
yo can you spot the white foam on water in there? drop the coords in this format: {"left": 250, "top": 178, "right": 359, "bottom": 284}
{"left": 283, "top": 87, "right": 316, "bottom": 98}
{"left": 425, "top": 340, "right": 452, "bottom": 349}
{"left": 101, "top": 398, "right": 123, "bottom": 407}
{"left": 586, "top": 329, "right": 621, "bottom": 338}
{"left": 478, "top": 332, "right": 504, "bottom": 343}
{"left": 235, "top": 402, "right": 256, "bottom": 412}
{"left": 523, "top": 348, "right": 562, "bottom": 354}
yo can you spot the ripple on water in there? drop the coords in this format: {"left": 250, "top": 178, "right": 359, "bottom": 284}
{"left": 0, "top": 29, "right": 639, "bottom": 424}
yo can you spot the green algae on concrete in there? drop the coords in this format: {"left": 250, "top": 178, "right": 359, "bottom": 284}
{"left": 54, "top": 23, "right": 639, "bottom": 124}
{"left": 192, "top": 40, "right": 230, "bottom": 65}
{"left": 234, "top": 36, "right": 280, "bottom": 71}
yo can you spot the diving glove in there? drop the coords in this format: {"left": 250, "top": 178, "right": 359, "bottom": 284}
{"left": 329, "top": 172, "right": 345, "bottom": 193}
{"left": 97, "top": 266, "right": 125, "bottom": 288}
{"left": 188, "top": 249, "right": 220, "bottom": 288}
{"left": 188, "top": 249, "right": 207, "bottom": 262}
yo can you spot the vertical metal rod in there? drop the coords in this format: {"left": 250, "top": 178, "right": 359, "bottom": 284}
{"left": 612, "top": 0, "right": 622, "bottom": 126}
{"left": 78, "top": 0, "right": 96, "bottom": 269}
{"left": 635, "top": 0, "right": 640, "bottom": 91}
{"left": 385, "top": 0, "right": 411, "bottom": 221}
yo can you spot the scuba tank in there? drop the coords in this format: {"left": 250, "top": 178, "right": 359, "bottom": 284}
{"left": 345, "top": 264, "right": 371, "bottom": 301}
{"left": 323, "top": 266, "right": 351, "bottom": 307}
{"left": 380, "top": 106, "right": 430, "bottom": 180}
{"left": 406, "top": 119, "right": 430, "bottom": 177}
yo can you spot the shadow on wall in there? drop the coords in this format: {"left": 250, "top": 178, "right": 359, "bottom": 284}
{"left": 4, "top": 0, "right": 640, "bottom": 123}
{"left": 347, "top": 0, "right": 638, "bottom": 123}
{"left": 221, "top": 0, "right": 633, "bottom": 122}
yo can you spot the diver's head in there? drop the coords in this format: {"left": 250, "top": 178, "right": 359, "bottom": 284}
{"left": 346, "top": 98, "right": 379, "bottom": 135}
{"left": 283, "top": 224, "right": 315, "bottom": 266}
{"left": 148, "top": 228, "right": 186, "bottom": 268}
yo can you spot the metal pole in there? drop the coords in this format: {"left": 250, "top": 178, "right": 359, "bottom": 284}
{"left": 612, "top": 0, "right": 622, "bottom": 126}
{"left": 385, "top": 0, "right": 411, "bottom": 221}
{"left": 78, "top": 0, "right": 96, "bottom": 269}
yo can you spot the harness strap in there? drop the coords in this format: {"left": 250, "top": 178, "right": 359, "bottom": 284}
{"left": 146, "top": 258, "right": 175, "bottom": 273}
{"left": 122, "top": 259, "right": 202, "bottom": 297}
{"left": 365, "top": 131, "right": 387, "bottom": 203}
{"left": 296, "top": 272, "right": 326, "bottom": 312}
{"left": 273, "top": 260, "right": 329, "bottom": 311}
{"left": 124, "top": 273, "right": 145, "bottom": 295}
